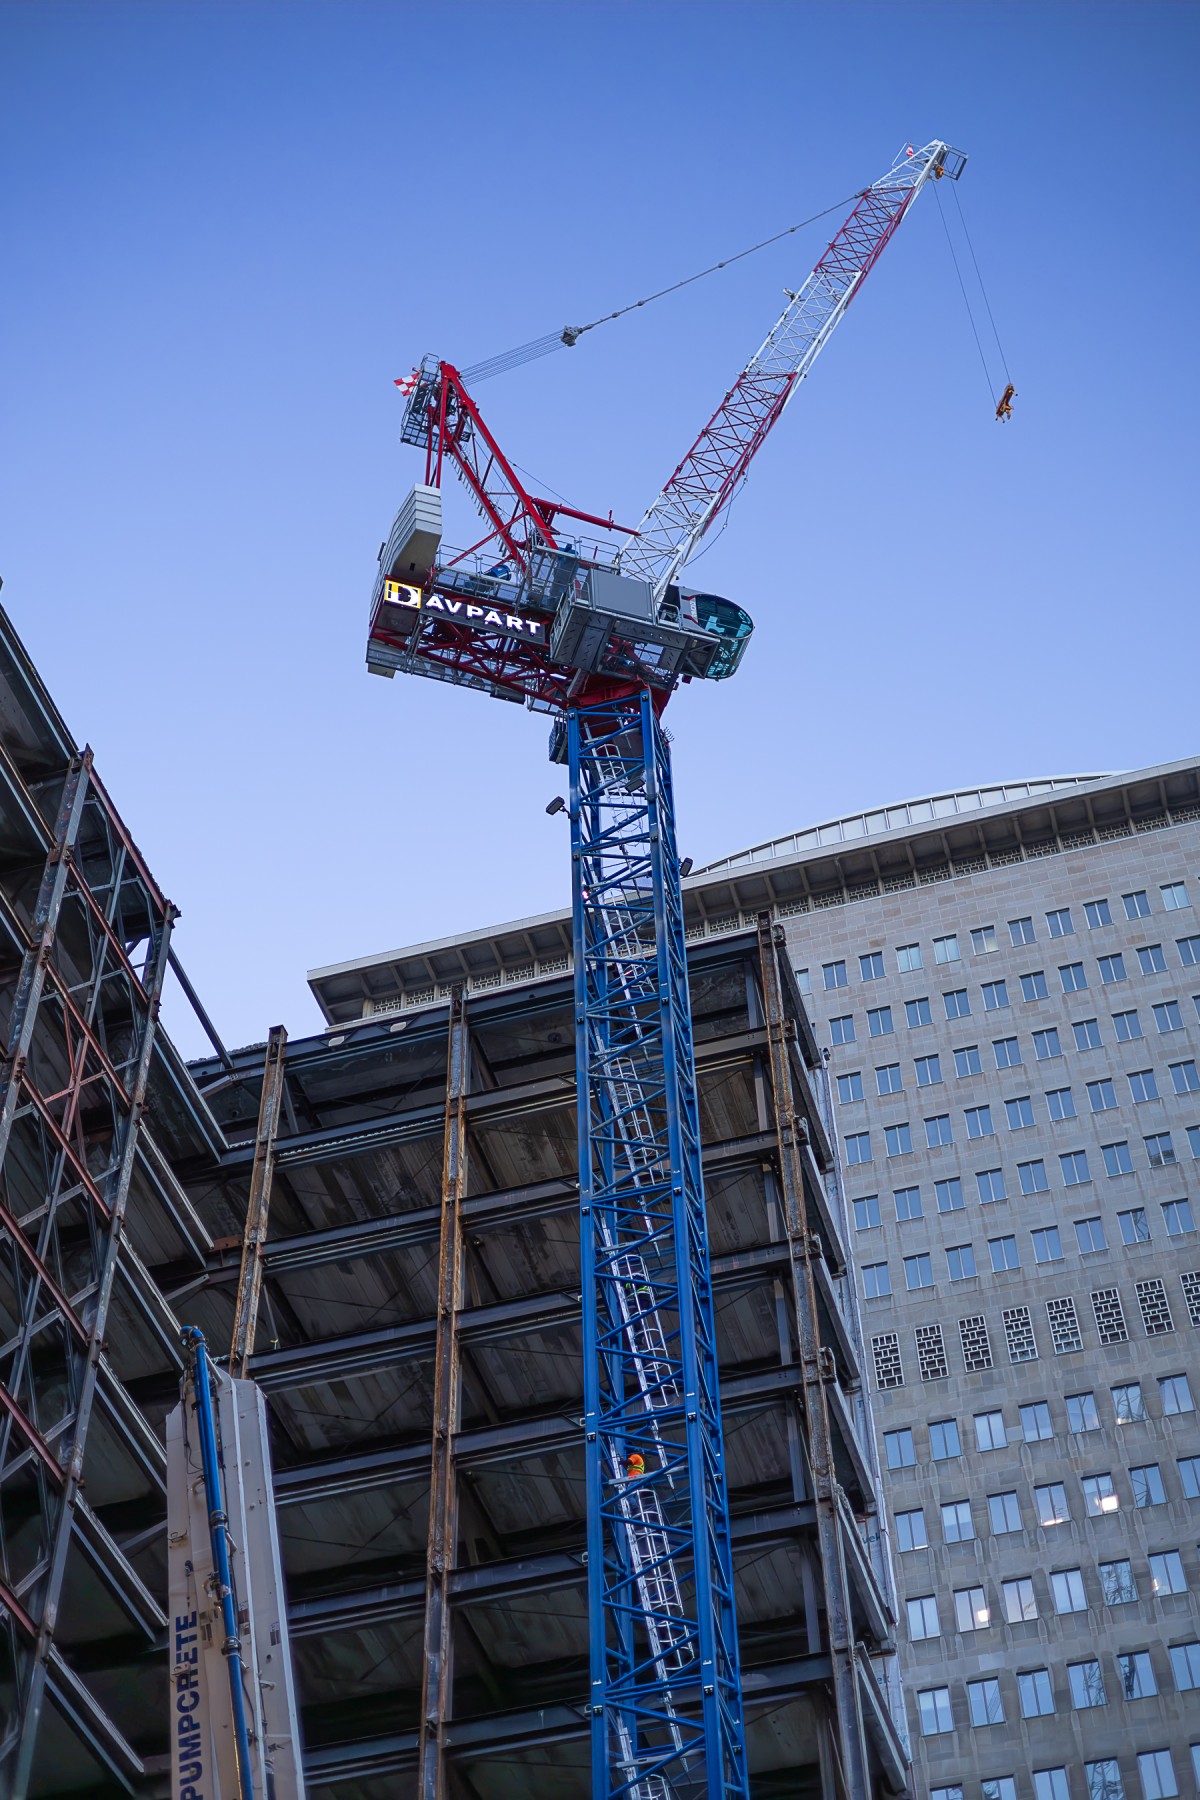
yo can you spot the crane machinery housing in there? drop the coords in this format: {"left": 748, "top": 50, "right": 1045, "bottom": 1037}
{"left": 363, "top": 137, "right": 966, "bottom": 1800}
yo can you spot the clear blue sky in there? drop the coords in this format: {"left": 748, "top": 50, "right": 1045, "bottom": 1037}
{"left": 3, "top": 1, "right": 1196, "bottom": 1057}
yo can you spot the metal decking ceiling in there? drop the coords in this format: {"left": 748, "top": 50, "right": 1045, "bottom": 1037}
{"left": 174, "top": 935, "right": 903, "bottom": 1798}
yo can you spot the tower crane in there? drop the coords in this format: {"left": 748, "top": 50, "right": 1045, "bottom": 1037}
{"left": 367, "top": 138, "right": 966, "bottom": 1800}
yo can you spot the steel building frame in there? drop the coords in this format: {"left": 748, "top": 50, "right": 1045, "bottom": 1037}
{"left": 0, "top": 605, "right": 223, "bottom": 1796}
{"left": 0, "top": 601, "right": 905, "bottom": 1799}
{"left": 174, "top": 926, "right": 905, "bottom": 1800}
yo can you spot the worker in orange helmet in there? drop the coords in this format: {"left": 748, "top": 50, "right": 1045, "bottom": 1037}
{"left": 625, "top": 1451, "right": 645, "bottom": 1480}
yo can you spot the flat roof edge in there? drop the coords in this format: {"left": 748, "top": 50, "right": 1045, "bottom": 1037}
{"left": 307, "top": 901, "right": 573, "bottom": 985}
{"left": 308, "top": 755, "right": 1200, "bottom": 1017}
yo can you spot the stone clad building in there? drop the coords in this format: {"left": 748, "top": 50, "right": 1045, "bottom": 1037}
{"left": 687, "top": 763, "right": 1200, "bottom": 1800}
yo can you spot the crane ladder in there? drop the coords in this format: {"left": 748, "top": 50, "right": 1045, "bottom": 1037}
{"left": 570, "top": 690, "right": 748, "bottom": 1800}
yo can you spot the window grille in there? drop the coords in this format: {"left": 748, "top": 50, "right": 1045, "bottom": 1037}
{"left": 915, "top": 1323, "right": 949, "bottom": 1382}
{"left": 1003, "top": 1306, "right": 1038, "bottom": 1363}
{"left": 1181, "top": 1271, "right": 1200, "bottom": 1329}
{"left": 872, "top": 1333, "right": 904, "bottom": 1390}
{"left": 959, "top": 1315, "right": 993, "bottom": 1372}
{"left": 1092, "top": 1288, "right": 1129, "bottom": 1344}
{"left": 1136, "top": 1278, "right": 1174, "bottom": 1336}
{"left": 1047, "top": 1296, "right": 1083, "bottom": 1354}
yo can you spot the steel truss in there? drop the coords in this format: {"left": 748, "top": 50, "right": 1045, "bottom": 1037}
{"left": 620, "top": 140, "right": 966, "bottom": 598}
{"left": 0, "top": 750, "right": 178, "bottom": 1793}
{"left": 569, "top": 690, "right": 748, "bottom": 1800}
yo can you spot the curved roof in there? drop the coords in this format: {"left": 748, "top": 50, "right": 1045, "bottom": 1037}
{"left": 697, "top": 776, "right": 1113, "bottom": 874}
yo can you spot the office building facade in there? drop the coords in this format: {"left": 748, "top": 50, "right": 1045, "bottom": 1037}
{"left": 694, "top": 764, "right": 1200, "bottom": 1800}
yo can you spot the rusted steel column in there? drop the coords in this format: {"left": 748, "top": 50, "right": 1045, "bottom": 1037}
{"left": 756, "top": 916, "right": 871, "bottom": 1800}
{"left": 14, "top": 765, "right": 179, "bottom": 1792}
{"left": 418, "top": 985, "right": 469, "bottom": 1800}
{"left": 229, "top": 1024, "right": 289, "bottom": 1375}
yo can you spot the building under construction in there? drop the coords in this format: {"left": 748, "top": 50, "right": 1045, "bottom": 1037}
{"left": 0, "top": 602, "right": 904, "bottom": 1799}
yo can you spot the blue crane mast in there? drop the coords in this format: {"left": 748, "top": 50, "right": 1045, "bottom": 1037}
{"left": 366, "top": 139, "right": 966, "bottom": 1800}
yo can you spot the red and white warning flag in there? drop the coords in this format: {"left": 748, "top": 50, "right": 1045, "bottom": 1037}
{"left": 394, "top": 369, "right": 420, "bottom": 396}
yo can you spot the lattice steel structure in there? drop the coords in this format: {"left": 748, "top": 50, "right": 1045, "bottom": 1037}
{"left": 570, "top": 693, "right": 745, "bottom": 1800}
{"left": 618, "top": 141, "right": 966, "bottom": 599}
{"left": 0, "top": 603, "right": 221, "bottom": 1797}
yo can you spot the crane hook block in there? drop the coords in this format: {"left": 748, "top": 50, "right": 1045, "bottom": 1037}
{"left": 995, "top": 383, "right": 1016, "bottom": 423}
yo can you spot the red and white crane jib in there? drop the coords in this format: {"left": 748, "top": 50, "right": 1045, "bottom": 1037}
{"left": 372, "top": 138, "right": 963, "bottom": 708}
{"left": 618, "top": 140, "right": 967, "bottom": 603}
{"left": 399, "top": 355, "right": 561, "bottom": 576}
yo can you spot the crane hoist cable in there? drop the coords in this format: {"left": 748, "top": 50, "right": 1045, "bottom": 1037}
{"left": 951, "top": 179, "right": 1012, "bottom": 386}
{"left": 459, "top": 189, "right": 867, "bottom": 385}
{"left": 934, "top": 180, "right": 1016, "bottom": 420}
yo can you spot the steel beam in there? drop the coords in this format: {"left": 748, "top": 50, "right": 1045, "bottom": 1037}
{"left": 229, "top": 1023, "right": 289, "bottom": 1375}
{"left": 248, "top": 1245, "right": 788, "bottom": 1392}
{"left": 208, "top": 1039, "right": 773, "bottom": 1176}
{"left": 418, "top": 985, "right": 470, "bottom": 1800}
{"left": 288, "top": 1503, "right": 816, "bottom": 1638}
{"left": 755, "top": 916, "right": 871, "bottom": 1800}
{"left": 193, "top": 1125, "right": 779, "bottom": 1285}
{"left": 262, "top": 1175, "right": 576, "bottom": 1272}
{"left": 273, "top": 1363, "right": 807, "bottom": 1506}
{"left": 301, "top": 1654, "right": 834, "bottom": 1786}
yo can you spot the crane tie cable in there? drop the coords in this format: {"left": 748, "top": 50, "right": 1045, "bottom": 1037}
{"left": 461, "top": 189, "right": 867, "bottom": 385}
